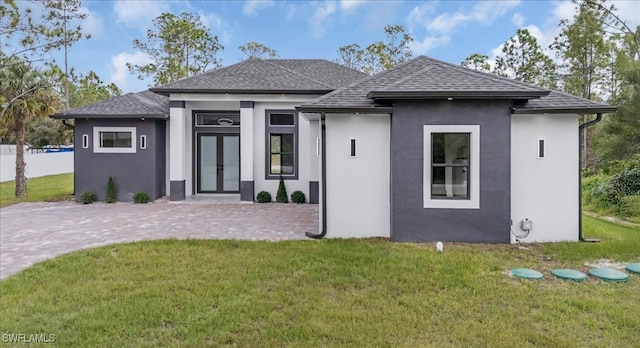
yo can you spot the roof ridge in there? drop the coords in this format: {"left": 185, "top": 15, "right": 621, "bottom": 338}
{"left": 423, "top": 55, "right": 549, "bottom": 92}
{"left": 132, "top": 91, "right": 165, "bottom": 114}
{"left": 378, "top": 65, "right": 436, "bottom": 91}
{"left": 302, "top": 73, "right": 378, "bottom": 105}
{"left": 263, "top": 60, "right": 334, "bottom": 89}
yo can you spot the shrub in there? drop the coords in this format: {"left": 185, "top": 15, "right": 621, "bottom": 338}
{"left": 291, "top": 190, "right": 306, "bottom": 204}
{"left": 618, "top": 195, "right": 640, "bottom": 220}
{"left": 256, "top": 191, "right": 272, "bottom": 203}
{"left": 80, "top": 191, "right": 97, "bottom": 204}
{"left": 105, "top": 176, "right": 117, "bottom": 203}
{"left": 276, "top": 176, "right": 288, "bottom": 203}
{"left": 606, "top": 165, "right": 640, "bottom": 203}
{"left": 133, "top": 192, "right": 150, "bottom": 203}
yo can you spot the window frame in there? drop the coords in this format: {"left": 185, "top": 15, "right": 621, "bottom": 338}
{"left": 423, "top": 125, "right": 480, "bottom": 209}
{"left": 93, "top": 127, "right": 137, "bottom": 153}
{"left": 265, "top": 110, "right": 298, "bottom": 180}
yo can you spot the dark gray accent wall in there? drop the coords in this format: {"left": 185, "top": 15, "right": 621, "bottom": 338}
{"left": 169, "top": 100, "right": 185, "bottom": 108}
{"left": 170, "top": 181, "right": 185, "bottom": 201}
{"left": 240, "top": 181, "right": 254, "bottom": 201}
{"left": 309, "top": 181, "right": 319, "bottom": 204}
{"left": 240, "top": 101, "right": 254, "bottom": 108}
{"left": 391, "top": 100, "right": 511, "bottom": 243}
{"left": 74, "top": 119, "right": 167, "bottom": 202}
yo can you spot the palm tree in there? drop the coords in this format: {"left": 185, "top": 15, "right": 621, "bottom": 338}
{"left": 0, "top": 60, "right": 59, "bottom": 198}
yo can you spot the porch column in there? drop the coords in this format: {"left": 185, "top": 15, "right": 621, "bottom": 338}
{"left": 240, "top": 101, "right": 254, "bottom": 201}
{"left": 169, "top": 100, "right": 186, "bottom": 201}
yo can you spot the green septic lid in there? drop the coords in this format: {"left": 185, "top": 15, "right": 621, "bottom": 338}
{"left": 626, "top": 263, "right": 640, "bottom": 274}
{"left": 551, "top": 269, "right": 587, "bottom": 282}
{"left": 512, "top": 268, "right": 543, "bottom": 280}
{"left": 588, "top": 268, "right": 629, "bottom": 282}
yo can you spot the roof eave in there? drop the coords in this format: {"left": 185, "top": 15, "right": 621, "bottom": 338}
{"left": 367, "top": 90, "right": 549, "bottom": 100}
{"left": 296, "top": 105, "right": 394, "bottom": 114}
{"left": 50, "top": 114, "right": 169, "bottom": 120}
{"left": 149, "top": 88, "right": 334, "bottom": 96}
{"left": 512, "top": 106, "right": 617, "bottom": 115}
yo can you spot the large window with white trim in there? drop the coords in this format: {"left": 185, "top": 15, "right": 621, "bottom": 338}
{"left": 265, "top": 110, "right": 298, "bottom": 179}
{"left": 93, "top": 127, "right": 137, "bottom": 153}
{"left": 424, "top": 125, "right": 480, "bottom": 209}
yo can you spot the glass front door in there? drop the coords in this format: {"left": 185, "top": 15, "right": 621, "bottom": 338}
{"left": 197, "top": 134, "right": 240, "bottom": 193}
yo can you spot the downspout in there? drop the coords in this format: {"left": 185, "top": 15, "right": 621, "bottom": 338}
{"left": 306, "top": 113, "right": 327, "bottom": 239}
{"left": 578, "top": 113, "right": 602, "bottom": 242}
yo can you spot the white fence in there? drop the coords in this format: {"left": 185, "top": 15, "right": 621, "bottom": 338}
{"left": 0, "top": 152, "right": 74, "bottom": 182}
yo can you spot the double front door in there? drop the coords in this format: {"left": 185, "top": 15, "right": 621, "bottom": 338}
{"left": 197, "top": 134, "right": 239, "bottom": 193}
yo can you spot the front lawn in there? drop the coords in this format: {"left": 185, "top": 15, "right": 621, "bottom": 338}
{"left": 0, "top": 216, "right": 638, "bottom": 347}
{"left": 0, "top": 173, "right": 73, "bottom": 207}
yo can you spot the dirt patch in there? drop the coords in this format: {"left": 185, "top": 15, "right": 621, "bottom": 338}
{"left": 584, "top": 259, "right": 628, "bottom": 270}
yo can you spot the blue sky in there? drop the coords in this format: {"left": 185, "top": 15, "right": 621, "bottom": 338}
{"left": 21, "top": 0, "right": 640, "bottom": 93}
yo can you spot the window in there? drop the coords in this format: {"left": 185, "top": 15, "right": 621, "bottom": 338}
{"left": 424, "top": 125, "right": 479, "bottom": 209}
{"left": 265, "top": 110, "right": 298, "bottom": 179}
{"left": 195, "top": 112, "right": 240, "bottom": 127}
{"left": 93, "top": 127, "right": 136, "bottom": 153}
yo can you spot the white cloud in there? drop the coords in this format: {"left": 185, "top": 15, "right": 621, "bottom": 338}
{"left": 410, "top": 36, "right": 451, "bottom": 54}
{"left": 79, "top": 7, "right": 104, "bottom": 37}
{"left": 110, "top": 52, "right": 153, "bottom": 91}
{"left": 611, "top": 0, "right": 640, "bottom": 27}
{"left": 407, "top": 2, "right": 436, "bottom": 33}
{"left": 309, "top": 1, "right": 337, "bottom": 38}
{"left": 242, "top": 0, "right": 275, "bottom": 16}
{"left": 340, "top": 0, "right": 366, "bottom": 11}
{"left": 113, "top": 0, "right": 167, "bottom": 30}
{"left": 511, "top": 13, "right": 525, "bottom": 27}
{"left": 427, "top": 0, "right": 520, "bottom": 34}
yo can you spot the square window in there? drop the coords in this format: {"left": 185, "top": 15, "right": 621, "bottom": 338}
{"left": 424, "top": 125, "right": 479, "bottom": 209}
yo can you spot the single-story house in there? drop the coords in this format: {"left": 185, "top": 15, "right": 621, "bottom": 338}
{"left": 52, "top": 56, "right": 616, "bottom": 243}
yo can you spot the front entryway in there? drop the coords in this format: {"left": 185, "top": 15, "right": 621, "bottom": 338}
{"left": 196, "top": 134, "right": 240, "bottom": 193}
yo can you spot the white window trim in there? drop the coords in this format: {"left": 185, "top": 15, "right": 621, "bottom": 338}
{"left": 93, "top": 127, "right": 137, "bottom": 153}
{"left": 423, "top": 125, "right": 480, "bottom": 209}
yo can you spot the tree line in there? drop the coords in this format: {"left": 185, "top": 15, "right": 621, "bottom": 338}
{"left": 2, "top": 0, "right": 638, "bottom": 199}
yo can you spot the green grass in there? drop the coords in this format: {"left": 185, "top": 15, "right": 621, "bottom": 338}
{"left": 1, "top": 217, "right": 638, "bottom": 347}
{"left": 0, "top": 173, "right": 73, "bottom": 207}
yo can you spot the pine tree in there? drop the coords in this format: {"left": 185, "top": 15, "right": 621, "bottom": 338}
{"left": 276, "top": 176, "right": 288, "bottom": 203}
{"left": 105, "top": 176, "right": 117, "bottom": 203}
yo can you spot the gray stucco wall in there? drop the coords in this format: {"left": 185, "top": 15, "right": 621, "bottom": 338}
{"left": 74, "top": 119, "right": 167, "bottom": 202}
{"left": 391, "top": 100, "right": 511, "bottom": 243}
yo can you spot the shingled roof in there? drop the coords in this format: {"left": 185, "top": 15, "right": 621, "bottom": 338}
{"left": 150, "top": 58, "right": 369, "bottom": 95}
{"left": 297, "top": 56, "right": 616, "bottom": 114}
{"left": 52, "top": 90, "right": 169, "bottom": 119}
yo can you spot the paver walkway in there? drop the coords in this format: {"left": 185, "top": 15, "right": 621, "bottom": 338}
{"left": 0, "top": 201, "right": 318, "bottom": 280}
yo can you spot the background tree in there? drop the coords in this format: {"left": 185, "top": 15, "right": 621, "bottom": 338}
{"left": 239, "top": 42, "right": 277, "bottom": 59}
{"left": 550, "top": 0, "right": 612, "bottom": 168}
{"left": 0, "top": 60, "right": 59, "bottom": 197}
{"left": 38, "top": 0, "right": 89, "bottom": 110}
{"left": 336, "top": 25, "right": 413, "bottom": 74}
{"left": 494, "top": 29, "right": 557, "bottom": 88}
{"left": 461, "top": 53, "right": 491, "bottom": 73}
{"left": 127, "top": 12, "right": 223, "bottom": 86}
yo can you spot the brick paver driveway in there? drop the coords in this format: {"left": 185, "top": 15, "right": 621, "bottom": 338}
{"left": 0, "top": 201, "right": 318, "bottom": 280}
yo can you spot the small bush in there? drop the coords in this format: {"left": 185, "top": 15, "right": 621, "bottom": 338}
{"left": 276, "top": 176, "right": 288, "bottom": 203}
{"left": 291, "top": 191, "right": 306, "bottom": 204}
{"left": 80, "top": 191, "right": 97, "bottom": 204}
{"left": 618, "top": 195, "right": 640, "bottom": 221}
{"left": 607, "top": 166, "right": 640, "bottom": 204}
{"left": 256, "top": 191, "right": 272, "bottom": 203}
{"left": 133, "top": 192, "right": 150, "bottom": 203}
{"left": 105, "top": 176, "right": 117, "bottom": 203}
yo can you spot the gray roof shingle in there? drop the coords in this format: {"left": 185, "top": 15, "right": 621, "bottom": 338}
{"left": 513, "top": 90, "right": 616, "bottom": 114}
{"left": 51, "top": 90, "right": 169, "bottom": 119}
{"left": 297, "top": 56, "right": 616, "bottom": 114}
{"left": 150, "top": 58, "right": 369, "bottom": 94}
